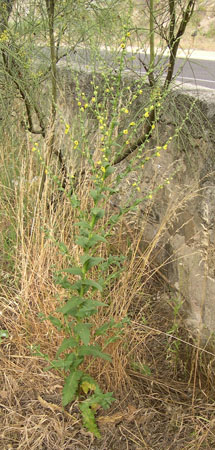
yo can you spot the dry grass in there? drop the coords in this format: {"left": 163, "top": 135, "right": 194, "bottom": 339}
{"left": 1, "top": 146, "right": 215, "bottom": 449}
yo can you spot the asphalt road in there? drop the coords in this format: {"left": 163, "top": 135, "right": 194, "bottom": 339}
{"left": 163, "top": 57, "right": 215, "bottom": 90}
{"left": 123, "top": 52, "right": 215, "bottom": 90}
{"left": 54, "top": 46, "right": 215, "bottom": 90}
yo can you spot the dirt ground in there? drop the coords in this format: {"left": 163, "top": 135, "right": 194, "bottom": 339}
{"left": 1, "top": 285, "right": 215, "bottom": 450}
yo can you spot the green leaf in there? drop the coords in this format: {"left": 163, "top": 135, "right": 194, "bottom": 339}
{"left": 103, "top": 166, "right": 114, "bottom": 178}
{"left": 56, "top": 337, "right": 78, "bottom": 357}
{"left": 76, "top": 234, "right": 107, "bottom": 250}
{"left": 90, "top": 391, "right": 115, "bottom": 410}
{"left": 80, "top": 255, "right": 104, "bottom": 272}
{"left": 65, "top": 354, "right": 84, "bottom": 370}
{"left": 62, "top": 370, "right": 83, "bottom": 406}
{"left": 108, "top": 214, "right": 120, "bottom": 225}
{"left": 75, "top": 220, "right": 91, "bottom": 230}
{"left": 62, "top": 267, "right": 83, "bottom": 276}
{"left": 74, "top": 323, "right": 92, "bottom": 345}
{"left": 70, "top": 193, "right": 80, "bottom": 208}
{"left": 80, "top": 374, "right": 99, "bottom": 394}
{"left": 75, "top": 236, "right": 90, "bottom": 248}
{"left": 90, "top": 189, "right": 104, "bottom": 203}
{"left": 88, "top": 234, "right": 107, "bottom": 247}
{"left": 0, "top": 329, "right": 8, "bottom": 343}
{"left": 80, "top": 401, "right": 101, "bottom": 438}
{"left": 91, "top": 207, "right": 105, "bottom": 219}
{"left": 45, "top": 353, "right": 83, "bottom": 371}
{"left": 95, "top": 320, "right": 115, "bottom": 336}
{"left": 59, "top": 296, "right": 85, "bottom": 315}
{"left": 82, "top": 279, "right": 103, "bottom": 291}
{"left": 48, "top": 315, "right": 63, "bottom": 330}
{"left": 58, "top": 242, "right": 69, "bottom": 255}
{"left": 69, "top": 278, "right": 103, "bottom": 294}
{"left": 79, "top": 345, "right": 111, "bottom": 361}
{"left": 55, "top": 275, "right": 74, "bottom": 290}
{"left": 75, "top": 300, "right": 107, "bottom": 318}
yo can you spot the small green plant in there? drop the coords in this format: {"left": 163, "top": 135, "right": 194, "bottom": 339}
{"left": 33, "top": 154, "right": 129, "bottom": 437}
{"left": 0, "top": 329, "right": 9, "bottom": 343}
{"left": 131, "top": 360, "right": 151, "bottom": 376}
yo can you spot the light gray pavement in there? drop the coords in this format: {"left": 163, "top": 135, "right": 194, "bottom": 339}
{"left": 124, "top": 46, "right": 215, "bottom": 90}
{"left": 56, "top": 45, "right": 215, "bottom": 91}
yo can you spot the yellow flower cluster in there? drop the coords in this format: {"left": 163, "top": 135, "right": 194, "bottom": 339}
{"left": 32, "top": 142, "right": 38, "bottom": 152}
{"left": 0, "top": 30, "right": 9, "bottom": 43}
{"left": 65, "top": 123, "right": 70, "bottom": 135}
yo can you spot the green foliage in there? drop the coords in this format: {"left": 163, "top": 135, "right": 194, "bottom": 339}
{"left": 0, "top": 329, "right": 8, "bottom": 343}
{"left": 38, "top": 139, "right": 129, "bottom": 437}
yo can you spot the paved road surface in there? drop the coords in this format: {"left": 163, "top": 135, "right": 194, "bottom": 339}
{"left": 54, "top": 46, "right": 215, "bottom": 90}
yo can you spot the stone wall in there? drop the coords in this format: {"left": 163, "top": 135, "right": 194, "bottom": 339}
{"left": 112, "top": 86, "right": 215, "bottom": 342}
{"left": 61, "top": 69, "right": 215, "bottom": 342}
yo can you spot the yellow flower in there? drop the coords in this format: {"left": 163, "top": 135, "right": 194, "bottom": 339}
{"left": 126, "top": 32, "right": 131, "bottom": 37}
{"left": 163, "top": 144, "right": 168, "bottom": 150}
{"left": 80, "top": 107, "right": 84, "bottom": 112}
{"left": 148, "top": 194, "right": 152, "bottom": 199}
{"left": 105, "top": 88, "right": 110, "bottom": 93}
{"left": 151, "top": 124, "right": 155, "bottom": 130}
{"left": 65, "top": 124, "right": 70, "bottom": 135}
{"left": 32, "top": 147, "right": 36, "bottom": 152}
{"left": 91, "top": 97, "right": 96, "bottom": 102}
{"left": 123, "top": 129, "right": 128, "bottom": 135}
{"left": 77, "top": 101, "right": 81, "bottom": 106}
{"left": 129, "top": 122, "right": 136, "bottom": 126}
{"left": 45, "top": 169, "right": 48, "bottom": 175}
{"left": 74, "top": 140, "right": 79, "bottom": 147}
{"left": 136, "top": 186, "right": 140, "bottom": 192}
{"left": 96, "top": 160, "right": 102, "bottom": 165}
{"left": 126, "top": 140, "right": 130, "bottom": 145}
{"left": 121, "top": 43, "right": 126, "bottom": 49}
{"left": 132, "top": 182, "right": 137, "bottom": 187}
{"left": 155, "top": 152, "right": 160, "bottom": 157}
{"left": 145, "top": 157, "right": 150, "bottom": 161}
{"left": 157, "top": 102, "right": 161, "bottom": 107}
{"left": 144, "top": 111, "right": 149, "bottom": 118}
{"left": 84, "top": 103, "right": 89, "bottom": 108}
{"left": 156, "top": 146, "right": 162, "bottom": 150}
{"left": 100, "top": 125, "right": 104, "bottom": 130}
{"left": 122, "top": 108, "right": 129, "bottom": 114}
{"left": 101, "top": 166, "right": 106, "bottom": 172}
{"left": 139, "top": 89, "right": 143, "bottom": 94}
